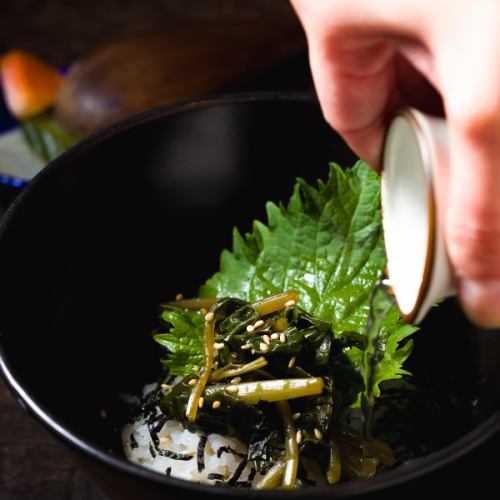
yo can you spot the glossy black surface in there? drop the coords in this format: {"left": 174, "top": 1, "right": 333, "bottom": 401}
{"left": 0, "top": 94, "right": 499, "bottom": 499}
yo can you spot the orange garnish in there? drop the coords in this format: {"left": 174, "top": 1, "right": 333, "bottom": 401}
{"left": 0, "top": 50, "right": 63, "bottom": 119}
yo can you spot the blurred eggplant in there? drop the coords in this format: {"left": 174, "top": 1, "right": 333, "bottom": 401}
{"left": 55, "top": 19, "right": 306, "bottom": 135}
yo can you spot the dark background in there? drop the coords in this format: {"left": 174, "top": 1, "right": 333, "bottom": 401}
{"left": 0, "top": 1, "right": 312, "bottom": 499}
{"left": 0, "top": 0, "right": 302, "bottom": 67}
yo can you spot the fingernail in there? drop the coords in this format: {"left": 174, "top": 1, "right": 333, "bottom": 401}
{"left": 459, "top": 278, "right": 500, "bottom": 328}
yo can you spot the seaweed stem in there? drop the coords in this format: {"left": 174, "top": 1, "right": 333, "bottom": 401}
{"left": 254, "top": 461, "right": 286, "bottom": 490}
{"left": 252, "top": 291, "right": 299, "bottom": 316}
{"left": 186, "top": 316, "right": 215, "bottom": 421}
{"left": 276, "top": 400, "right": 299, "bottom": 489}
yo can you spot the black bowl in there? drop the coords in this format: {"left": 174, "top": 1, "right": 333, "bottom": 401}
{"left": 0, "top": 93, "right": 499, "bottom": 499}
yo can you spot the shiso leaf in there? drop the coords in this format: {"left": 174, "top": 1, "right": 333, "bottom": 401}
{"left": 154, "top": 308, "right": 205, "bottom": 376}
{"left": 154, "top": 162, "right": 417, "bottom": 400}
{"left": 200, "top": 161, "right": 417, "bottom": 402}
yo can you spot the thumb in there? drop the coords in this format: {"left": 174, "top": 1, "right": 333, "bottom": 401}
{"left": 446, "top": 107, "right": 500, "bottom": 328}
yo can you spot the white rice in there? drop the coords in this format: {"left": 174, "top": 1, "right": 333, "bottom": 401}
{"left": 122, "top": 384, "right": 261, "bottom": 485}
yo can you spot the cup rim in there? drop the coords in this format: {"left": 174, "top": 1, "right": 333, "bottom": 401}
{"left": 381, "top": 108, "right": 437, "bottom": 324}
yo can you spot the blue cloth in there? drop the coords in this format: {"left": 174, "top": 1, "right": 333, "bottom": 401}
{"left": 0, "top": 93, "right": 17, "bottom": 133}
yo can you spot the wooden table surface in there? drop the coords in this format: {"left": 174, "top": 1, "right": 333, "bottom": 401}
{"left": 0, "top": 380, "right": 107, "bottom": 500}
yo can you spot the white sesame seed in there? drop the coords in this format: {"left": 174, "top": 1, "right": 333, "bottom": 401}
{"left": 284, "top": 299, "right": 296, "bottom": 308}
{"left": 214, "top": 342, "right": 225, "bottom": 350}
{"left": 246, "top": 324, "right": 255, "bottom": 332}
{"left": 280, "top": 333, "right": 286, "bottom": 343}
{"left": 212, "top": 400, "right": 221, "bottom": 409}
{"left": 198, "top": 397, "right": 205, "bottom": 409}
{"left": 230, "top": 377, "right": 242, "bottom": 384}
{"left": 161, "top": 383, "right": 172, "bottom": 390}
{"left": 193, "top": 365, "right": 200, "bottom": 372}
{"left": 241, "top": 343, "right": 252, "bottom": 350}
{"left": 160, "top": 436, "right": 170, "bottom": 444}
{"left": 175, "top": 293, "right": 184, "bottom": 301}
{"left": 259, "top": 342, "right": 269, "bottom": 352}
{"left": 296, "top": 430, "right": 303, "bottom": 444}
{"left": 262, "top": 334, "right": 271, "bottom": 345}
{"left": 226, "top": 385, "right": 239, "bottom": 394}
{"left": 314, "top": 428, "right": 323, "bottom": 440}
{"left": 270, "top": 333, "right": 279, "bottom": 340}
{"left": 254, "top": 320, "right": 264, "bottom": 329}
{"left": 188, "top": 378, "right": 197, "bottom": 386}
{"left": 288, "top": 356, "right": 296, "bottom": 368}
{"left": 205, "top": 312, "right": 214, "bottom": 322}
{"left": 292, "top": 412, "right": 301, "bottom": 421}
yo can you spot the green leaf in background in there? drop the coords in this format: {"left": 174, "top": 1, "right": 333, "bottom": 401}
{"left": 154, "top": 308, "right": 205, "bottom": 377}
{"left": 20, "top": 110, "right": 80, "bottom": 163}
{"left": 201, "top": 161, "right": 417, "bottom": 402}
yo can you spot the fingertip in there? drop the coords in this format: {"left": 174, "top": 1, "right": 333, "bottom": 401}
{"left": 339, "top": 118, "right": 385, "bottom": 170}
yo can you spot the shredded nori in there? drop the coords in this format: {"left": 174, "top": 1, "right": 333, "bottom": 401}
{"left": 147, "top": 413, "right": 168, "bottom": 450}
{"left": 129, "top": 387, "right": 163, "bottom": 422}
{"left": 216, "top": 446, "right": 246, "bottom": 459}
{"left": 129, "top": 432, "right": 138, "bottom": 449}
{"left": 145, "top": 412, "right": 195, "bottom": 461}
{"left": 149, "top": 443, "right": 156, "bottom": 458}
{"left": 156, "top": 448, "right": 194, "bottom": 461}
{"left": 207, "top": 473, "right": 225, "bottom": 480}
{"left": 227, "top": 458, "right": 248, "bottom": 486}
{"left": 148, "top": 413, "right": 168, "bottom": 436}
{"left": 197, "top": 435, "right": 208, "bottom": 472}
{"left": 248, "top": 467, "right": 257, "bottom": 482}
{"left": 166, "top": 467, "right": 172, "bottom": 477}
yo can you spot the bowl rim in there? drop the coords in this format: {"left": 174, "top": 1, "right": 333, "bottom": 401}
{"left": 0, "top": 91, "right": 499, "bottom": 497}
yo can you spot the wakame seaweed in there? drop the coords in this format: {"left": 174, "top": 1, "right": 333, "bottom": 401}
{"left": 156, "top": 294, "right": 396, "bottom": 485}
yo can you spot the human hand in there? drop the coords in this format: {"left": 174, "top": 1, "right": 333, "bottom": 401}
{"left": 291, "top": 0, "right": 500, "bottom": 327}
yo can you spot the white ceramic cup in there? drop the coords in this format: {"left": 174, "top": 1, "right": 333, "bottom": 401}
{"left": 381, "top": 108, "right": 456, "bottom": 324}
